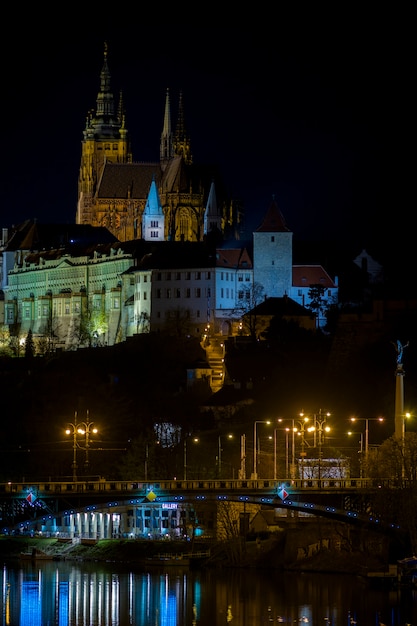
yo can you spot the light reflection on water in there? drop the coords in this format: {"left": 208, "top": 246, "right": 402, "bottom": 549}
{"left": 1, "top": 559, "right": 416, "bottom": 625}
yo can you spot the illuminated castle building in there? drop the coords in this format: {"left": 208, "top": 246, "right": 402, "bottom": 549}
{"left": 0, "top": 46, "right": 338, "bottom": 360}
{"left": 76, "top": 43, "right": 243, "bottom": 243}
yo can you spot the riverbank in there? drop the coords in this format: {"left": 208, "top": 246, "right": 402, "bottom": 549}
{"left": 0, "top": 535, "right": 389, "bottom": 574}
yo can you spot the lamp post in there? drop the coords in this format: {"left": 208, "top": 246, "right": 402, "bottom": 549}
{"left": 217, "top": 434, "right": 233, "bottom": 478}
{"left": 275, "top": 425, "right": 293, "bottom": 479}
{"left": 183, "top": 436, "right": 199, "bottom": 481}
{"left": 350, "top": 416, "right": 384, "bottom": 475}
{"left": 65, "top": 411, "right": 98, "bottom": 481}
{"left": 295, "top": 414, "right": 313, "bottom": 479}
{"left": 347, "top": 431, "right": 364, "bottom": 477}
{"left": 314, "top": 411, "right": 331, "bottom": 480}
{"left": 239, "top": 434, "right": 246, "bottom": 479}
{"left": 253, "top": 420, "right": 270, "bottom": 479}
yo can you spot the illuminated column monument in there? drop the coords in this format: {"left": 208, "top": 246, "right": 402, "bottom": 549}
{"left": 394, "top": 339, "right": 409, "bottom": 439}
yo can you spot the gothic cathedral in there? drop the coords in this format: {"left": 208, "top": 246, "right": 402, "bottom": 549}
{"left": 76, "top": 43, "right": 243, "bottom": 244}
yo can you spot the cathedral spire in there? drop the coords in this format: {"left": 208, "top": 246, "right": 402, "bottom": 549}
{"left": 173, "top": 90, "right": 192, "bottom": 164}
{"left": 160, "top": 88, "right": 173, "bottom": 165}
{"left": 96, "top": 41, "right": 115, "bottom": 120}
{"left": 204, "top": 180, "right": 222, "bottom": 235}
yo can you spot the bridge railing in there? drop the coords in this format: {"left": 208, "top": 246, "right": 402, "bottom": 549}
{"left": 0, "top": 477, "right": 399, "bottom": 496}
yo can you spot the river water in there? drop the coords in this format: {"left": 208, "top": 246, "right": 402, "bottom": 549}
{"left": 1, "top": 558, "right": 416, "bottom": 625}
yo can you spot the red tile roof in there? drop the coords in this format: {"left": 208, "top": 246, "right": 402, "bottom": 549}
{"left": 292, "top": 265, "right": 336, "bottom": 288}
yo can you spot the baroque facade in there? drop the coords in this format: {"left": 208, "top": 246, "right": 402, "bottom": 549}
{"left": 1, "top": 199, "right": 338, "bottom": 354}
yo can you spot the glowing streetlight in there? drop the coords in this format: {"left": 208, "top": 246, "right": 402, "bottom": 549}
{"left": 350, "top": 416, "right": 384, "bottom": 474}
{"left": 217, "top": 434, "right": 233, "bottom": 478}
{"left": 347, "top": 431, "right": 364, "bottom": 477}
{"left": 183, "top": 436, "right": 199, "bottom": 481}
{"left": 65, "top": 411, "right": 98, "bottom": 481}
{"left": 253, "top": 420, "right": 270, "bottom": 479}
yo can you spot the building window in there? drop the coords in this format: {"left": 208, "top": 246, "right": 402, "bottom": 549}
{"left": 195, "top": 271, "right": 201, "bottom": 280}
{"left": 186, "top": 288, "right": 191, "bottom": 298}
{"left": 175, "top": 289, "right": 181, "bottom": 298}
{"left": 176, "top": 272, "right": 181, "bottom": 280}
{"left": 221, "top": 288, "right": 224, "bottom": 298}
{"left": 238, "top": 274, "right": 243, "bottom": 282}
{"left": 207, "top": 288, "right": 211, "bottom": 297}
{"left": 151, "top": 220, "right": 158, "bottom": 228}
{"left": 185, "top": 272, "right": 191, "bottom": 280}
{"left": 113, "top": 298, "right": 120, "bottom": 309}
{"left": 143, "top": 275, "right": 148, "bottom": 283}
{"left": 238, "top": 290, "right": 243, "bottom": 300}
{"left": 196, "top": 310, "right": 200, "bottom": 318}
{"left": 195, "top": 288, "right": 201, "bottom": 298}
{"left": 65, "top": 302, "right": 70, "bottom": 315}
{"left": 271, "top": 236, "right": 275, "bottom": 242}
{"left": 156, "top": 289, "right": 161, "bottom": 298}
{"left": 24, "top": 308, "right": 30, "bottom": 319}
{"left": 143, "top": 292, "right": 147, "bottom": 301}
{"left": 74, "top": 302, "right": 80, "bottom": 314}
{"left": 157, "top": 273, "right": 162, "bottom": 281}
{"left": 245, "top": 274, "right": 250, "bottom": 282}
{"left": 7, "top": 309, "right": 13, "bottom": 321}
{"left": 166, "top": 289, "right": 171, "bottom": 299}
{"left": 166, "top": 272, "right": 171, "bottom": 281}
{"left": 206, "top": 271, "right": 211, "bottom": 279}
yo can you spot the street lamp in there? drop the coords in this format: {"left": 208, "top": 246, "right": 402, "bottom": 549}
{"left": 347, "top": 431, "right": 364, "bottom": 477}
{"left": 350, "top": 416, "right": 384, "bottom": 475}
{"left": 65, "top": 411, "right": 98, "bottom": 481}
{"left": 253, "top": 420, "right": 270, "bottom": 479}
{"left": 295, "top": 414, "right": 314, "bottom": 479}
{"left": 217, "top": 434, "right": 233, "bottom": 478}
{"left": 314, "top": 411, "right": 331, "bottom": 480}
{"left": 183, "top": 436, "right": 199, "bottom": 481}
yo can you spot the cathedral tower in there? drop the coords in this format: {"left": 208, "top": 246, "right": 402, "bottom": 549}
{"left": 76, "top": 43, "right": 132, "bottom": 226}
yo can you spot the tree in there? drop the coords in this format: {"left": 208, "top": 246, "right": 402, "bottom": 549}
{"left": 70, "top": 303, "right": 108, "bottom": 348}
{"left": 307, "top": 284, "right": 327, "bottom": 328}
{"left": 368, "top": 434, "right": 417, "bottom": 553}
{"left": 232, "top": 282, "right": 265, "bottom": 341}
{"left": 163, "top": 307, "right": 192, "bottom": 337}
{"left": 24, "top": 329, "right": 35, "bottom": 359}
{"left": 38, "top": 315, "right": 61, "bottom": 356}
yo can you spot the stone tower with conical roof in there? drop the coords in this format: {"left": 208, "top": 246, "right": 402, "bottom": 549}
{"left": 253, "top": 197, "right": 293, "bottom": 298}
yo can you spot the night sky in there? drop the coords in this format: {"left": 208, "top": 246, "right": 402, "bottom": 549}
{"left": 1, "top": 12, "right": 412, "bottom": 268}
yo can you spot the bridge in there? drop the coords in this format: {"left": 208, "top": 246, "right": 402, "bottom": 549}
{"left": 0, "top": 477, "right": 404, "bottom": 538}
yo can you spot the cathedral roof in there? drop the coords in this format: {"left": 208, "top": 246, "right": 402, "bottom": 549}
{"left": 97, "top": 163, "right": 160, "bottom": 199}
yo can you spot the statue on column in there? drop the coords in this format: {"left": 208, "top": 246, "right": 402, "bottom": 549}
{"left": 393, "top": 339, "right": 409, "bottom": 368}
